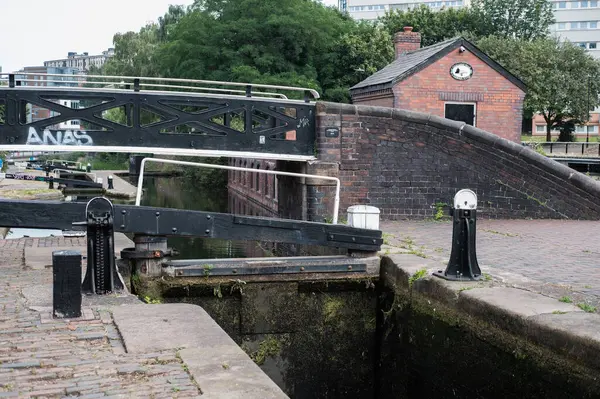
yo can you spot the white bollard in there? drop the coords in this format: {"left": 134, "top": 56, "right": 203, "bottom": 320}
{"left": 347, "top": 205, "right": 380, "bottom": 230}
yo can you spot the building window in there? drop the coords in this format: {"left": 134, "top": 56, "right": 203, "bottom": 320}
{"left": 591, "top": 42, "right": 597, "bottom": 49}
{"left": 572, "top": 1, "right": 580, "bottom": 7}
{"left": 591, "top": 21, "right": 598, "bottom": 28}
{"left": 558, "top": 22, "right": 567, "bottom": 30}
{"left": 559, "top": 1, "right": 567, "bottom": 7}
{"left": 588, "top": 125, "right": 598, "bottom": 133}
{"left": 576, "top": 125, "right": 587, "bottom": 133}
{"left": 581, "top": 0, "right": 588, "bottom": 7}
{"left": 536, "top": 125, "right": 546, "bottom": 132}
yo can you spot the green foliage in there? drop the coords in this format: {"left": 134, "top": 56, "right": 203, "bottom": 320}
{"left": 559, "top": 296, "right": 572, "bottom": 303}
{"left": 379, "top": 5, "right": 486, "bottom": 47}
{"left": 99, "top": 0, "right": 392, "bottom": 103}
{"left": 477, "top": 36, "right": 600, "bottom": 142}
{"left": 470, "top": 0, "right": 555, "bottom": 40}
{"left": 379, "top": 0, "right": 553, "bottom": 47}
{"left": 246, "top": 337, "right": 282, "bottom": 365}
{"left": 408, "top": 268, "right": 428, "bottom": 287}
{"left": 143, "top": 295, "right": 162, "bottom": 304}
{"left": 556, "top": 120, "right": 577, "bottom": 142}
{"left": 433, "top": 202, "right": 448, "bottom": 220}
{"left": 577, "top": 303, "right": 597, "bottom": 313}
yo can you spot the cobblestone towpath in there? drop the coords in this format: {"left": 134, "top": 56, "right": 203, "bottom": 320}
{"left": 381, "top": 219, "right": 600, "bottom": 301}
{"left": 0, "top": 237, "right": 201, "bottom": 398}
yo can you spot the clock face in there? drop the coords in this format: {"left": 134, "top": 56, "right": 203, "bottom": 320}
{"left": 450, "top": 63, "right": 473, "bottom": 80}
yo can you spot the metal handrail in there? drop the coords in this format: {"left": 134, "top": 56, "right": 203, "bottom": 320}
{"left": 136, "top": 158, "right": 341, "bottom": 224}
{"left": 0, "top": 72, "right": 320, "bottom": 101}
{"left": 7, "top": 78, "right": 288, "bottom": 99}
{"left": 522, "top": 141, "right": 600, "bottom": 156}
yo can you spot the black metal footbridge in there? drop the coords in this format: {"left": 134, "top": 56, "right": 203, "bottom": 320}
{"left": 0, "top": 73, "right": 319, "bottom": 160}
{"left": 0, "top": 73, "right": 381, "bottom": 294}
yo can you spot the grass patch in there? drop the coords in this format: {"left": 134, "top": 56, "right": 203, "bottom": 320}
{"left": 408, "top": 268, "right": 428, "bottom": 287}
{"left": 0, "top": 188, "right": 60, "bottom": 199}
{"left": 577, "top": 303, "right": 597, "bottom": 313}
{"left": 559, "top": 296, "right": 572, "bottom": 303}
{"left": 399, "top": 236, "right": 428, "bottom": 258}
{"left": 552, "top": 310, "right": 567, "bottom": 315}
{"left": 382, "top": 233, "right": 394, "bottom": 245}
{"left": 482, "top": 229, "right": 520, "bottom": 237}
{"left": 91, "top": 160, "right": 128, "bottom": 171}
{"left": 433, "top": 202, "right": 449, "bottom": 221}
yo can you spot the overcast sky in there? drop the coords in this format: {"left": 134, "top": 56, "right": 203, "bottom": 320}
{"left": 0, "top": 0, "right": 338, "bottom": 75}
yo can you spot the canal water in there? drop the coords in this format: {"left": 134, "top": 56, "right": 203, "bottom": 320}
{"left": 6, "top": 175, "right": 271, "bottom": 260}
{"left": 137, "top": 176, "right": 271, "bottom": 260}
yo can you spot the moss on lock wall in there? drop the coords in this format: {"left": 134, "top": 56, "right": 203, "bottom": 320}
{"left": 133, "top": 274, "right": 380, "bottom": 398}
{"left": 377, "top": 284, "right": 600, "bottom": 399}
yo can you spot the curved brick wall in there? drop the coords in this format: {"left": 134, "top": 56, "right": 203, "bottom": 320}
{"left": 314, "top": 102, "right": 600, "bottom": 220}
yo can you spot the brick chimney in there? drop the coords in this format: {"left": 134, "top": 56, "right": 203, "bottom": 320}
{"left": 394, "top": 27, "right": 421, "bottom": 58}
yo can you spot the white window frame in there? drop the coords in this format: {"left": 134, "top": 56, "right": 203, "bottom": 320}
{"left": 444, "top": 101, "right": 477, "bottom": 127}
{"left": 536, "top": 125, "right": 546, "bottom": 132}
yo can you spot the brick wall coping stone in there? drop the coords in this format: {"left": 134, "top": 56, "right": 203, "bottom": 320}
{"left": 317, "top": 101, "right": 600, "bottom": 200}
{"left": 381, "top": 254, "right": 600, "bottom": 377}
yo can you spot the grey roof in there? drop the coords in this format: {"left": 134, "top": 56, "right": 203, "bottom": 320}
{"left": 350, "top": 37, "right": 526, "bottom": 95}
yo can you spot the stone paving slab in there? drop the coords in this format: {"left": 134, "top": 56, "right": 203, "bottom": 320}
{"left": 380, "top": 219, "right": 600, "bottom": 300}
{"left": 89, "top": 171, "right": 137, "bottom": 198}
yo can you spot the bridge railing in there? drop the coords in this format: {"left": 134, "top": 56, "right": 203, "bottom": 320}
{"left": 0, "top": 72, "right": 320, "bottom": 102}
{"left": 522, "top": 141, "right": 600, "bottom": 157}
{"left": 0, "top": 73, "right": 319, "bottom": 158}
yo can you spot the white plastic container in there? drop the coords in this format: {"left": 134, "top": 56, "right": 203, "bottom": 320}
{"left": 347, "top": 205, "right": 380, "bottom": 230}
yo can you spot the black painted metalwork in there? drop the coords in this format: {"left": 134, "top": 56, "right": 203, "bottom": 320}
{"left": 166, "top": 262, "right": 368, "bottom": 277}
{"left": 78, "top": 197, "right": 123, "bottom": 294}
{"left": 0, "top": 199, "right": 383, "bottom": 252}
{"left": 0, "top": 87, "right": 316, "bottom": 156}
{"left": 433, "top": 208, "right": 482, "bottom": 281}
{"left": 52, "top": 250, "right": 82, "bottom": 318}
{"left": 2, "top": 173, "right": 101, "bottom": 189}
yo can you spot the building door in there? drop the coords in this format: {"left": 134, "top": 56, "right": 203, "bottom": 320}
{"left": 445, "top": 103, "right": 475, "bottom": 126}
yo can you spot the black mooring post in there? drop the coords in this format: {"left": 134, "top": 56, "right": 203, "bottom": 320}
{"left": 48, "top": 175, "right": 54, "bottom": 189}
{"left": 107, "top": 175, "right": 114, "bottom": 190}
{"left": 52, "top": 250, "right": 82, "bottom": 318}
{"left": 434, "top": 190, "right": 482, "bottom": 281}
{"left": 80, "top": 197, "right": 123, "bottom": 294}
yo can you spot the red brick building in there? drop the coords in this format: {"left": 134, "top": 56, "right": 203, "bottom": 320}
{"left": 350, "top": 27, "right": 526, "bottom": 142}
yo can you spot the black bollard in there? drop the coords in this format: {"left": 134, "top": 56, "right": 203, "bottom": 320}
{"left": 48, "top": 175, "right": 54, "bottom": 189}
{"left": 434, "top": 189, "right": 482, "bottom": 281}
{"left": 86, "top": 163, "right": 91, "bottom": 173}
{"left": 52, "top": 250, "right": 82, "bottom": 318}
{"left": 107, "top": 175, "right": 114, "bottom": 190}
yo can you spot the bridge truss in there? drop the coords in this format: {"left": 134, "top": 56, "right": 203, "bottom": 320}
{"left": 0, "top": 73, "right": 318, "bottom": 160}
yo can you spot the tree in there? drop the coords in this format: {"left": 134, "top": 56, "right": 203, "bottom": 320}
{"left": 471, "top": 0, "right": 555, "bottom": 40}
{"left": 477, "top": 36, "right": 600, "bottom": 141}
{"left": 379, "top": 5, "right": 486, "bottom": 47}
{"left": 380, "top": 0, "right": 554, "bottom": 47}
{"left": 319, "top": 22, "right": 394, "bottom": 102}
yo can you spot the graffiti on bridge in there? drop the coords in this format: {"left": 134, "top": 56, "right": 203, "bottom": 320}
{"left": 26, "top": 127, "right": 93, "bottom": 146}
